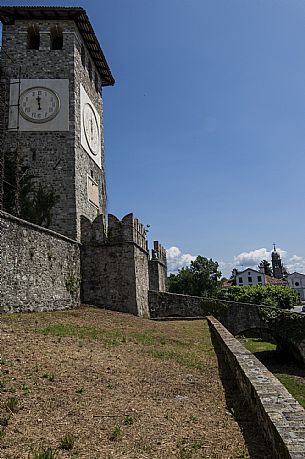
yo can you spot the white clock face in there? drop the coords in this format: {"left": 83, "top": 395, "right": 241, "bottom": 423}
{"left": 83, "top": 103, "right": 99, "bottom": 155}
{"left": 20, "top": 87, "right": 60, "bottom": 123}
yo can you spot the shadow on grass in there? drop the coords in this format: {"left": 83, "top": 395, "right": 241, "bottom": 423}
{"left": 210, "top": 333, "right": 273, "bottom": 459}
{"left": 252, "top": 349, "right": 305, "bottom": 378}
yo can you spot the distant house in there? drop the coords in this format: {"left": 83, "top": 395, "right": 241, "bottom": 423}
{"left": 235, "top": 268, "right": 265, "bottom": 287}
{"left": 224, "top": 268, "right": 288, "bottom": 288}
{"left": 287, "top": 272, "right": 305, "bottom": 301}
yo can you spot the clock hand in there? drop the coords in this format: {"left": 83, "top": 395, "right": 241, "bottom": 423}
{"left": 36, "top": 95, "right": 41, "bottom": 111}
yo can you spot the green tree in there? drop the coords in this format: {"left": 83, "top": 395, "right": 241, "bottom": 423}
{"left": 3, "top": 156, "right": 58, "bottom": 227}
{"left": 168, "top": 256, "right": 222, "bottom": 297}
{"left": 258, "top": 260, "right": 273, "bottom": 276}
{"left": 217, "top": 285, "right": 298, "bottom": 309}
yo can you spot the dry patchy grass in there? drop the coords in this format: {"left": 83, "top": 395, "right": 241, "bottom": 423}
{"left": 0, "top": 307, "right": 269, "bottom": 458}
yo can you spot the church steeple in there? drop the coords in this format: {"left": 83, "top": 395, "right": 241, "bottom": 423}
{"left": 272, "top": 244, "right": 283, "bottom": 279}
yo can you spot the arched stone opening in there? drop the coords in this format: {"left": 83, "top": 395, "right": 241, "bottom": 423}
{"left": 27, "top": 25, "right": 40, "bottom": 50}
{"left": 50, "top": 26, "right": 63, "bottom": 50}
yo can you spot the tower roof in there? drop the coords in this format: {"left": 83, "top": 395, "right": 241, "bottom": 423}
{"left": 0, "top": 6, "right": 115, "bottom": 86}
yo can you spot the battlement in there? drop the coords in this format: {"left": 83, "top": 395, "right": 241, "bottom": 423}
{"left": 81, "top": 212, "right": 148, "bottom": 253}
{"left": 151, "top": 241, "right": 167, "bottom": 266}
{"left": 108, "top": 213, "right": 148, "bottom": 252}
{"left": 149, "top": 241, "right": 167, "bottom": 292}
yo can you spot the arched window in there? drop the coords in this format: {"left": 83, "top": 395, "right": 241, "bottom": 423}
{"left": 94, "top": 72, "right": 100, "bottom": 92}
{"left": 50, "top": 26, "right": 63, "bottom": 50}
{"left": 81, "top": 45, "right": 86, "bottom": 66}
{"left": 27, "top": 25, "right": 40, "bottom": 50}
{"left": 88, "top": 60, "right": 93, "bottom": 81}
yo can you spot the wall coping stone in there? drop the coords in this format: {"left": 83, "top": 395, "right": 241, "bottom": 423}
{"left": 208, "top": 315, "right": 305, "bottom": 459}
{"left": 0, "top": 210, "right": 80, "bottom": 245}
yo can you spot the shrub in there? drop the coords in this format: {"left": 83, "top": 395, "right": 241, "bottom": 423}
{"left": 217, "top": 285, "right": 298, "bottom": 309}
{"left": 59, "top": 433, "right": 74, "bottom": 450}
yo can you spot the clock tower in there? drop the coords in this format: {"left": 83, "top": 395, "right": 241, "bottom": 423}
{"left": 0, "top": 6, "right": 114, "bottom": 240}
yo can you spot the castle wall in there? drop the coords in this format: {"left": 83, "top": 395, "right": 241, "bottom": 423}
{"left": 149, "top": 241, "right": 167, "bottom": 292}
{"left": 81, "top": 213, "right": 150, "bottom": 316}
{"left": 0, "top": 210, "right": 80, "bottom": 313}
{"left": 208, "top": 316, "right": 305, "bottom": 459}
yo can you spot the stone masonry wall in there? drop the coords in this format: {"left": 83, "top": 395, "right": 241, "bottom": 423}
{"left": 208, "top": 316, "right": 305, "bottom": 459}
{"left": 149, "top": 241, "right": 167, "bottom": 292}
{"left": 81, "top": 213, "right": 150, "bottom": 317}
{"left": 0, "top": 210, "right": 80, "bottom": 312}
{"left": 74, "top": 27, "right": 107, "bottom": 240}
{"left": 148, "top": 291, "right": 203, "bottom": 318}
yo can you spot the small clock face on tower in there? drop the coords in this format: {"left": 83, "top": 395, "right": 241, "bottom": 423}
{"left": 19, "top": 87, "right": 60, "bottom": 123}
{"left": 83, "top": 103, "right": 99, "bottom": 155}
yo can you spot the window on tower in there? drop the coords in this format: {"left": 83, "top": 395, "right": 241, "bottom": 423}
{"left": 27, "top": 25, "right": 40, "bottom": 50}
{"left": 95, "top": 72, "right": 100, "bottom": 92}
{"left": 88, "top": 60, "right": 93, "bottom": 81}
{"left": 50, "top": 26, "right": 63, "bottom": 50}
{"left": 81, "top": 45, "right": 86, "bottom": 66}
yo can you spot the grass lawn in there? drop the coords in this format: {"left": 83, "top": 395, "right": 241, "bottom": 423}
{"left": 240, "top": 337, "right": 305, "bottom": 409}
{"left": 0, "top": 307, "right": 270, "bottom": 458}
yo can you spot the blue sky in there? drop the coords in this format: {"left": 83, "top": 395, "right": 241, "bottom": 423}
{"left": 4, "top": 0, "right": 305, "bottom": 276}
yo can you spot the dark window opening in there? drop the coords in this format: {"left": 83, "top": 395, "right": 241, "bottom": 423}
{"left": 248, "top": 276, "right": 252, "bottom": 283}
{"left": 295, "top": 281, "right": 300, "bottom": 287}
{"left": 81, "top": 45, "right": 86, "bottom": 66}
{"left": 95, "top": 72, "right": 99, "bottom": 92}
{"left": 238, "top": 277, "right": 243, "bottom": 284}
{"left": 50, "top": 26, "right": 63, "bottom": 50}
{"left": 32, "top": 149, "right": 36, "bottom": 161}
{"left": 88, "top": 60, "right": 92, "bottom": 81}
{"left": 258, "top": 276, "right": 262, "bottom": 282}
{"left": 27, "top": 25, "right": 40, "bottom": 50}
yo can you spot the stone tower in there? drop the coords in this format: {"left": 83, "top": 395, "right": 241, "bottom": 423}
{"left": 0, "top": 7, "right": 114, "bottom": 241}
{"left": 272, "top": 244, "right": 283, "bottom": 279}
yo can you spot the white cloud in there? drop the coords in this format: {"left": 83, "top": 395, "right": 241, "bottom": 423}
{"left": 166, "top": 246, "right": 196, "bottom": 274}
{"left": 233, "top": 247, "right": 287, "bottom": 269}
{"left": 286, "top": 255, "right": 305, "bottom": 274}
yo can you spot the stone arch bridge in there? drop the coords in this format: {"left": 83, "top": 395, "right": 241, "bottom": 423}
{"left": 148, "top": 291, "right": 305, "bottom": 364}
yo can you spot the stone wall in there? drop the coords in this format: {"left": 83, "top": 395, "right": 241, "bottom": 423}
{"left": 148, "top": 241, "right": 167, "bottom": 292}
{"left": 149, "top": 291, "right": 305, "bottom": 365}
{"left": 208, "top": 316, "right": 305, "bottom": 459}
{"left": 0, "top": 210, "right": 80, "bottom": 312}
{"left": 81, "top": 212, "right": 150, "bottom": 317}
{"left": 148, "top": 291, "right": 204, "bottom": 318}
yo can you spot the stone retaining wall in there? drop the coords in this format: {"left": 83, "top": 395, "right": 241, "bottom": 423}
{"left": 208, "top": 316, "right": 305, "bottom": 459}
{"left": 0, "top": 210, "right": 80, "bottom": 312}
{"left": 148, "top": 290, "right": 203, "bottom": 318}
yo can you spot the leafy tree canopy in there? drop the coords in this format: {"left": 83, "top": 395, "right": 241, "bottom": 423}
{"left": 258, "top": 259, "right": 273, "bottom": 276}
{"left": 217, "top": 285, "right": 299, "bottom": 309}
{"left": 3, "top": 156, "right": 58, "bottom": 227}
{"left": 168, "top": 256, "right": 222, "bottom": 297}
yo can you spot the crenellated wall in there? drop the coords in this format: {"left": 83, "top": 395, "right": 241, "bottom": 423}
{"left": 149, "top": 241, "right": 167, "bottom": 292}
{"left": 81, "top": 212, "right": 150, "bottom": 316}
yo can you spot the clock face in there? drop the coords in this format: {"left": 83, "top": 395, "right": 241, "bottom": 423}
{"left": 83, "top": 103, "right": 99, "bottom": 155}
{"left": 20, "top": 87, "right": 60, "bottom": 123}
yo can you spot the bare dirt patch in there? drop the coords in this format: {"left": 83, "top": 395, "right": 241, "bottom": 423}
{"left": 0, "top": 307, "right": 269, "bottom": 458}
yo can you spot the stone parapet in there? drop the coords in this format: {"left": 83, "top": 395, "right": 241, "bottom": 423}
{"left": 208, "top": 316, "right": 305, "bottom": 459}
